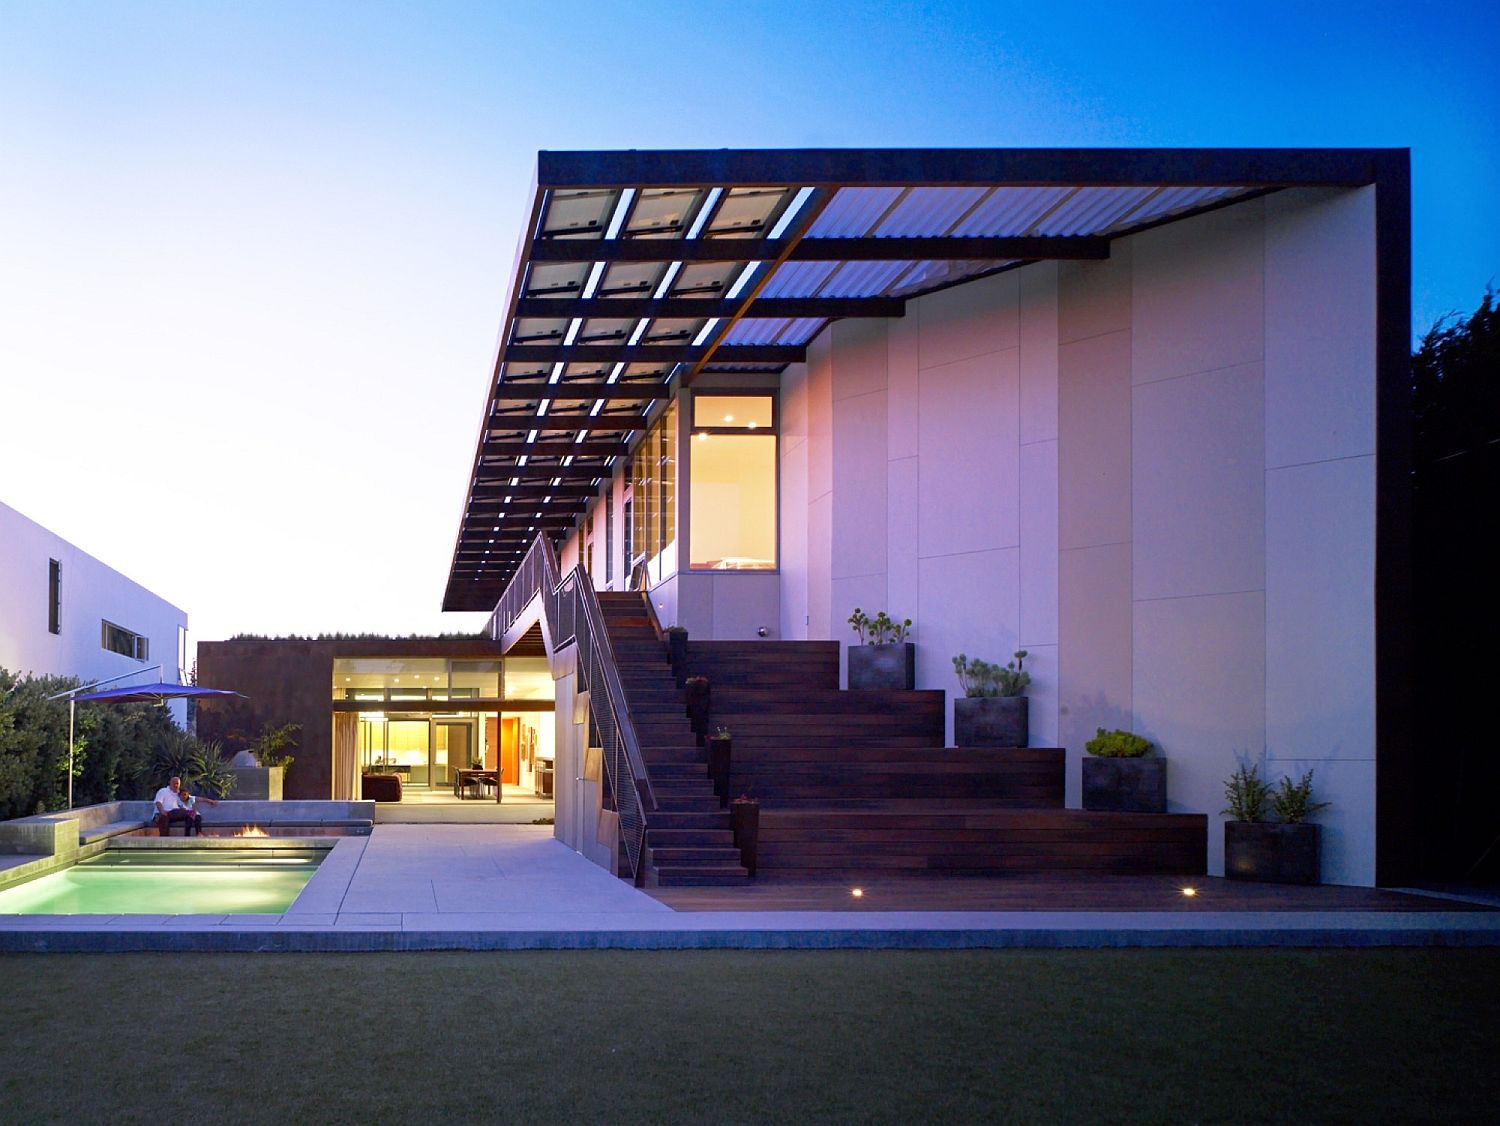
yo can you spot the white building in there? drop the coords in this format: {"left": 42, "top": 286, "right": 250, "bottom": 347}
{"left": 0, "top": 499, "right": 188, "bottom": 691}
{"left": 450, "top": 148, "right": 1411, "bottom": 887}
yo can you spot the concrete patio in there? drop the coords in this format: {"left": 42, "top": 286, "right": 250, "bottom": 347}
{"left": 0, "top": 824, "right": 1497, "bottom": 952}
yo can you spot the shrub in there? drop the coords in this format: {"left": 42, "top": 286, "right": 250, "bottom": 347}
{"left": 1223, "top": 763, "right": 1273, "bottom": 822}
{"left": 848, "top": 608, "right": 912, "bottom": 645}
{"left": 952, "top": 651, "right": 1030, "bottom": 698}
{"left": 1271, "top": 769, "right": 1330, "bottom": 824}
{"left": 1084, "top": 728, "right": 1153, "bottom": 758}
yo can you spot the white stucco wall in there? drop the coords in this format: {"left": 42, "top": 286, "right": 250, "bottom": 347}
{"left": 0, "top": 500, "right": 188, "bottom": 694}
{"left": 774, "top": 188, "right": 1379, "bottom": 884}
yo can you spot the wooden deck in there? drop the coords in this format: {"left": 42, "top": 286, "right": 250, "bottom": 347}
{"left": 645, "top": 873, "right": 1495, "bottom": 914}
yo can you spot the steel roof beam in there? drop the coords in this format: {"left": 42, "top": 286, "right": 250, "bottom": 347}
{"left": 500, "top": 344, "right": 803, "bottom": 365}
{"left": 514, "top": 296, "right": 906, "bottom": 319}
{"left": 481, "top": 439, "right": 630, "bottom": 458}
{"left": 487, "top": 414, "right": 649, "bottom": 432}
{"left": 528, "top": 236, "right": 1107, "bottom": 264}
{"left": 492, "top": 382, "right": 672, "bottom": 401}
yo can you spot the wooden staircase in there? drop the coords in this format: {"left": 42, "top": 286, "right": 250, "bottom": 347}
{"left": 682, "top": 640, "right": 1207, "bottom": 880}
{"left": 597, "top": 593, "right": 748, "bottom": 886}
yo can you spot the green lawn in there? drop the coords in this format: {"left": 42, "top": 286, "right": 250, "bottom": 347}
{"left": 1, "top": 949, "right": 1495, "bottom": 1124}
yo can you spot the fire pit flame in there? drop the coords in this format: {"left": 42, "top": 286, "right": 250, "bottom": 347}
{"left": 234, "top": 825, "right": 269, "bottom": 838}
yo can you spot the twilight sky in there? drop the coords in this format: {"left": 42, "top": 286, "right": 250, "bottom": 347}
{"left": 1, "top": 0, "right": 1495, "bottom": 648}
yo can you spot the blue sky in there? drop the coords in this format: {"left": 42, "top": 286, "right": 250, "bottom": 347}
{"left": 1, "top": 1, "right": 1495, "bottom": 645}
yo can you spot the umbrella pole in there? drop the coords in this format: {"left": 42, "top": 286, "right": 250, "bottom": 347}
{"left": 68, "top": 699, "right": 75, "bottom": 811}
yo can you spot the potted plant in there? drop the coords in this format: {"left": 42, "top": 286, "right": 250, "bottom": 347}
{"left": 846, "top": 607, "right": 915, "bottom": 689}
{"left": 706, "top": 726, "right": 732, "bottom": 808}
{"left": 664, "top": 625, "right": 689, "bottom": 681}
{"left": 731, "top": 793, "right": 759, "bottom": 876}
{"left": 684, "top": 676, "right": 711, "bottom": 741}
{"left": 952, "top": 650, "right": 1029, "bottom": 746}
{"left": 1224, "top": 765, "right": 1328, "bottom": 884}
{"left": 227, "top": 722, "right": 300, "bottom": 800}
{"left": 1081, "top": 728, "right": 1166, "bottom": 813}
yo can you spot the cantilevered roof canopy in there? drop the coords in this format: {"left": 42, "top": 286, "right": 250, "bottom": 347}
{"left": 445, "top": 147, "right": 1399, "bottom": 611}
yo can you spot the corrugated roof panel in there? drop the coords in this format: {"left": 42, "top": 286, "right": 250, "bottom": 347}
{"left": 874, "top": 186, "right": 990, "bottom": 237}
{"left": 818, "top": 260, "right": 914, "bottom": 298}
{"left": 949, "top": 186, "right": 1075, "bottom": 236}
{"left": 776, "top": 317, "right": 829, "bottom": 345}
{"left": 722, "top": 318, "right": 792, "bottom": 345}
{"left": 1107, "top": 185, "right": 1245, "bottom": 231}
{"left": 760, "top": 260, "right": 840, "bottom": 298}
{"left": 1035, "top": 186, "right": 1157, "bottom": 236}
{"left": 892, "top": 259, "right": 1014, "bottom": 296}
{"left": 806, "top": 187, "right": 905, "bottom": 238}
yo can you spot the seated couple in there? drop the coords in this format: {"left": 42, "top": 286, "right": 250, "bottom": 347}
{"left": 153, "top": 776, "right": 218, "bottom": 836}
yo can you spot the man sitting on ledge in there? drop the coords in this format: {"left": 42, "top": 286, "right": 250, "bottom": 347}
{"left": 153, "top": 776, "right": 197, "bottom": 836}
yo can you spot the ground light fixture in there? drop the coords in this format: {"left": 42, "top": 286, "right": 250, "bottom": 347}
{"left": 1181, "top": 887, "right": 1198, "bottom": 898}
{"left": 851, "top": 887, "right": 864, "bottom": 899}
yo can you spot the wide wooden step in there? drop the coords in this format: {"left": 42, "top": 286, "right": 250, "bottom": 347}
{"left": 647, "top": 828, "right": 737, "bottom": 848}
{"left": 654, "top": 865, "right": 750, "bottom": 886}
{"left": 755, "top": 807, "right": 1207, "bottom": 877}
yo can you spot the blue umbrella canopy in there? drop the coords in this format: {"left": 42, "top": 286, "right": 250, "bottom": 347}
{"left": 71, "top": 683, "right": 245, "bottom": 704}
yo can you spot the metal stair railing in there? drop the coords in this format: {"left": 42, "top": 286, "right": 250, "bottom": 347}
{"left": 490, "top": 533, "right": 658, "bottom": 884}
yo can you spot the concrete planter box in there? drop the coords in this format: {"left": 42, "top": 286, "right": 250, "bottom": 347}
{"left": 848, "top": 643, "right": 915, "bottom": 690}
{"left": 1225, "top": 821, "right": 1321, "bottom": 885}
{"left": 666, "top": 629, "right": 688, "bottom": 684}
{"left": 228, "top": 766, "right": 284, "bottom": 801}
{"left": 954, "top": 696, "right": 1028, "bottom": 747}
{"left": 1081, "top": 757, "right": 1167, "bottom": 813}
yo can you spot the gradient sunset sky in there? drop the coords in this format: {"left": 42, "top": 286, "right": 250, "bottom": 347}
{"left": 2, "top": 1, "right": 1495, "bottom": 647}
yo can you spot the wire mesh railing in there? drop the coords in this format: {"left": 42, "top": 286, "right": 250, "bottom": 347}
{"left": 489, "top": 534, "right": 657, "bottom": 883}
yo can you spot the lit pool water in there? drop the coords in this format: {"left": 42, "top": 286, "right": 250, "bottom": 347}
{"left": 0, "top": 850, "right": 324, "bottom": 915}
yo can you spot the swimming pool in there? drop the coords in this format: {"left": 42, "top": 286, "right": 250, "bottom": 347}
{"left": 0, "top": 849, "right": 325, "bottom": 915}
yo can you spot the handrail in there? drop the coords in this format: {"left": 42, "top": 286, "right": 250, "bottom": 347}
{"left": 489, "top": 533, "right": 658, "bottom": 884}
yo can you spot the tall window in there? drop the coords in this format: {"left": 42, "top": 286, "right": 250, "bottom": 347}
{"left": 690, "top": 394, "right": 777, "bottom": 570}
{"left": 48, "top": 559, "right": 61, "bottom": 634}
{"left": 630, "top": 401, "right": 677, "bottom": 581}
{"left": 605, "top": 488, "right": 615, "bottom": 586}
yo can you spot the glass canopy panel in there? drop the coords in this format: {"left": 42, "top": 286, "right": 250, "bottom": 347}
{"left": 524, "top": 262, "right": 590, "bottom": 297}
{"left": 541, "top": 189, "right": 619, "bottom": 238}
{"left": 704, "top": 187, "right": 794, "bottom": 239}
{"left": 624, "top": 188, "right": 706, "bottom": 238}
{"left": 670, "top": 262, "right": 740, "bottom": 296}
{"left": 597, "top": 261, "right": 664, "bottom": 297}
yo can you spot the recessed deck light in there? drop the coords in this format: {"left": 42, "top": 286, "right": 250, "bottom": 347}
{"left": 851, "top": 887, "right": 864, "bottom": 898}
{"left": 1181, "top": 887, "right": 1197, "bottom": 898}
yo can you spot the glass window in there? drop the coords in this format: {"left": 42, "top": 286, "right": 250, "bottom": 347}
{"left": 48, "top": 559, "right": 60, "bottom": 635}
{"left": 101, "top": 620, "right": 148, "bottom": 660}
{"left": 503, "top": 657, "right": 552, "bottom": 699}
{"left": 689, "top": 432, "right": 777, "bottom": 570}
{"left": 629, "top": 402, "right": 678, "bottom": 581}
{"left": 692, "top": 394, "right": 774, "bottom": 430}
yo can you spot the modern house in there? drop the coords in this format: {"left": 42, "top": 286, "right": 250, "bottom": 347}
{"left": 445, "top": 148, "right": 1412, "bottom": 887}
{"left": 196, "top": 635, "right": 552, "bottom": 804}
{"left": 0, "top": 498, "right": 189, "bottom": 702}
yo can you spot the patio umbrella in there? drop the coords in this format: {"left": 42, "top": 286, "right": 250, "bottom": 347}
{"left": 63, "top": 682, "right": 246, "bottom": 808}
{"left": 71, "top": 683, "right": 244, "bottom": 705}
